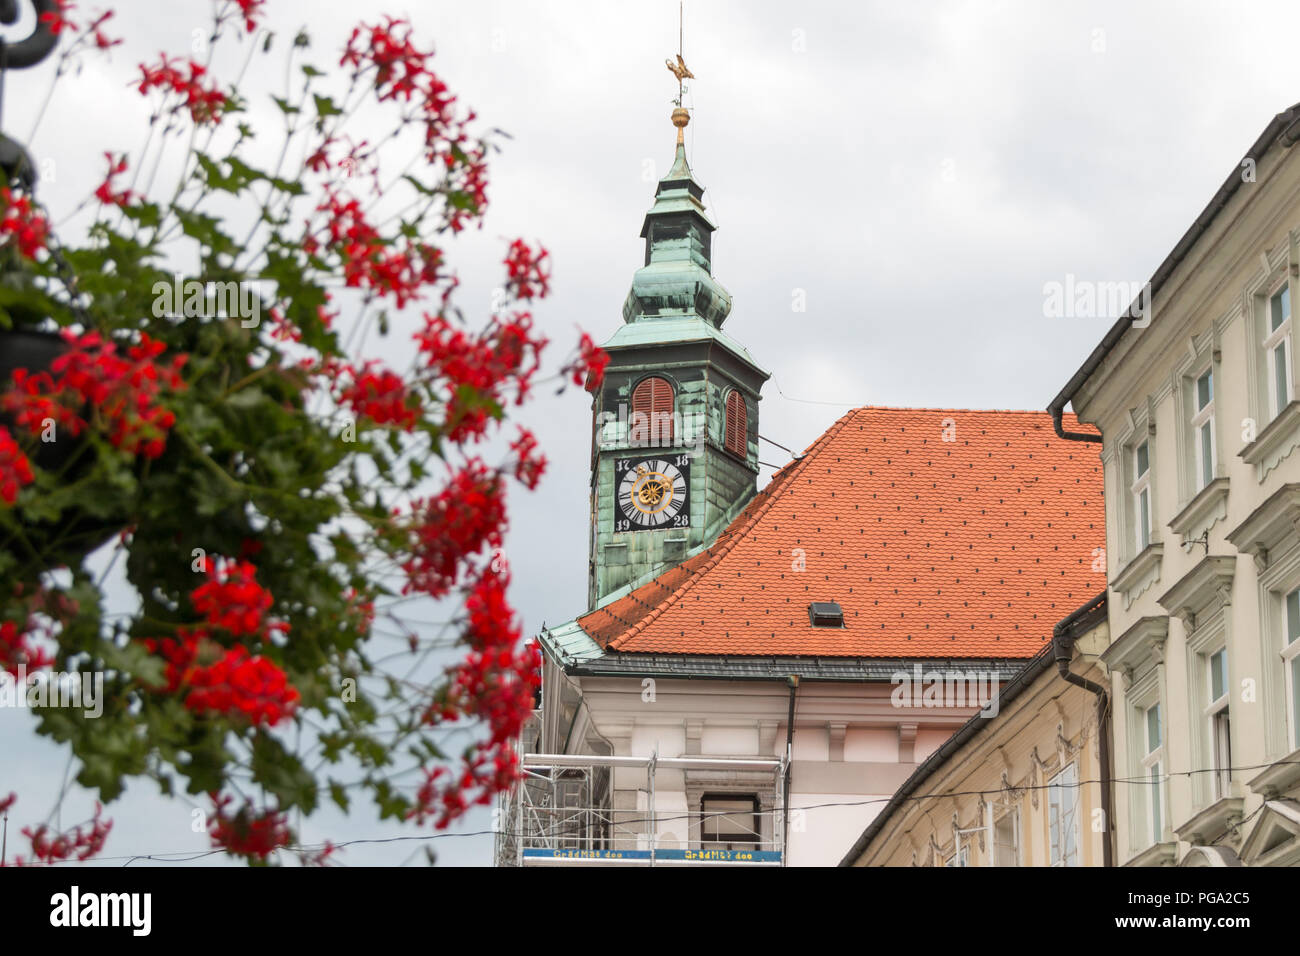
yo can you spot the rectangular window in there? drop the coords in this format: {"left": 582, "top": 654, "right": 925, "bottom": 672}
{"left": 701, "top": 794, "right": 760, "bottom": 849}
{"left": 993, "top": 810, "right": 1020, "bottom": 866}
{"left": 1141, "top": 702, "right": 1164, "bottom": 845}
{"left": 1266, "top": 285, "right": 1292, "bottom": 420}
{"left": 1048, "top": 763, "right": 1079, "bottom": 867}
{"left": 1205, "top": 648, "right": 1231, "bottom": 800}
{"left": 1285, "top": 589, "right": 1300, "bottom": 750}
{"left": 1191, "top": 368, "right": 1215, "bottom": 491}
{"left": 1132, "top": 440, "right": 1151, "bottom": 553}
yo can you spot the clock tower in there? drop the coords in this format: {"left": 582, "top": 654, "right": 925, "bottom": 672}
{"left": 587, "top": 104, "right": 769, "bottom": 609}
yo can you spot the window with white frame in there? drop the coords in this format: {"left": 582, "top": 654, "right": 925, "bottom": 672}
{"left": 1131, "top": 440, "right": 1152, "bottom": 554}
{"left": 1204, "top": 647, "right": 1232, "bottom": 800}
{"left": 700, "top": 794, "right": 760, "bottom": 849}
{"left": 1191, "top": 368, "right": 1215, "bottom": 492}
{"left": 1285, "top": 588, "right": 1300, "bottom": 751}
{"left": 1048, "top": 763, "right": 1080, "bottom": 867}
{"left": 1140, "top": 702, "right": 1166, "bottom": 846}
{"left": 1265, "top": 284, "right": 1293, "bottom": 421}
{"left": 993, "top": 808, "right": 1020, "bottom": 866}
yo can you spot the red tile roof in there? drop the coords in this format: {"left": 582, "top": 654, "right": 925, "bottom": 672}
{"left": 578, "top": 407, "right": 1104, "bottom": 658}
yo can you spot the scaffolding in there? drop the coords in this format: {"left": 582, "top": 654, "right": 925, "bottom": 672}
{"left": 495, "top": 751, "right": 786, "bottom": 866}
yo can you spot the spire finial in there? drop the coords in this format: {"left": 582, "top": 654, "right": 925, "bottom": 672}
{"left": 664, "top": 1, "right": 694, "bottom": 145}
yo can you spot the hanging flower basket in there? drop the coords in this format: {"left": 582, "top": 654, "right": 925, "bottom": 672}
{"left": 0, "top": 327, "right": 126, "bottom": 569}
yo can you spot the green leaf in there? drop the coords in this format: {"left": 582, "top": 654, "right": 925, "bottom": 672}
{"left": 313, "top": 93, "right": 342, "bottom": 118}
{"left": 329, "top": 780, "right": 350, "bottom": 812}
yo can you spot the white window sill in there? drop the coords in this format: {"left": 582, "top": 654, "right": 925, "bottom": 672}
{"left": 1112, "top": 543, "right": 1164, "bottom": 608}
{"left": 1240, "top": 400, "right": 1300, "bottom": 479}
{"left": 1174, "top": 795, "right": 1244, "bottom": 846}
{"left": 1168, "top": 478, "right": 1229, "bottom": 547}
{"left": 1247, "top": 743, "right": 1300, "bottom": 798}
{"left": 1123, "top": 841, "right": 1178, "bottom": 867}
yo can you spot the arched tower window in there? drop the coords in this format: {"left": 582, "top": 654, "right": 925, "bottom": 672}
{"left": 631, "top": 376, "right": 675, "bottom": 445}
{"left": 724, "top": 390, "right": 747, "bottom": 457}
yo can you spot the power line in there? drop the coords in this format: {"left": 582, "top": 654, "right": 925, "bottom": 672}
{"left": 25, "top": 756, "right": 1295, "bottom": 866}
{"left": 758, "top": 434, "right": 796, "bottom": 455}
{"left": 771, "top": 376, "right": 862, "bottom": 408}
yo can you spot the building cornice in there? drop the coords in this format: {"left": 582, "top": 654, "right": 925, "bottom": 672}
{"left": 1225, "top": 481, "right": 1300, "bottom": 572}
{"left": 1156, "top": 555, "right": 1236, "bottom": 631}
{"left": 1168, "top": 478, "right": 1230, "bottom": 544}
{"left": 1111, "top": 543, "right": 1164, "bottom": 605}
{"left": 1239, "top": 400, "right": 1300, "bottom": 478}
{"left": 1100, "top": 615, "right": 1169, "bottom": 682}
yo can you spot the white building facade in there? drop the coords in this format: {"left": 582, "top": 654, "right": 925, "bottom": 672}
{"left": 1052, "top": 102, "right": 1300, "bottom": 866}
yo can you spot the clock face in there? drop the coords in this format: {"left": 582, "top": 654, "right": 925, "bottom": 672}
{"left": 614, "top": 455, "right": 691, "bottom": 531}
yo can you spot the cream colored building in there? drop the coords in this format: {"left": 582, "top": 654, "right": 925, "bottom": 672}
{"left": 840, "top": 599, "right": 1110, "bottom": 867}
{"left": 1049, "top": 102, "right": 1300, "bottom": 866}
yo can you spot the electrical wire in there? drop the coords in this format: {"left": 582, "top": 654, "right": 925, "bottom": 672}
{"left": 22, "top": 756, "right": 1297, "bottom": 866}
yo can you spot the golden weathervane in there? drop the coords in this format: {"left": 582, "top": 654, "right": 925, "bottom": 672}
{"left": 665, "top": 3, "right": 693, "bottom": 144}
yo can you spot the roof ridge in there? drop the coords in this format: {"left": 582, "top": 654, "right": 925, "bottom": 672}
{"left": 607, "top": 408, "right": 861, "bottom": 651}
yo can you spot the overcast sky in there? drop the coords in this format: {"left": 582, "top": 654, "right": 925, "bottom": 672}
{"left": 4, "top": 0, "right": 1300, "bottom": 866}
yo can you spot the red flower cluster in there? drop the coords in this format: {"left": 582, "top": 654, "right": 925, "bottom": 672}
{"left": 228, "top": 0, "right": 265, "bottom": 33}
{"left": 3, "top": 330, "right": 187, "bottom": 459}
{"left": 339, "top": 18, "right": 488, "bottom": 230}
{"left": 401, "top": 459, "right": 507, "bottom": 599}
{"left": 567, "top": 332, "right": 610, "bottom": 391}
{"left": 0, "top": 619, "right": 54, "bottom": 677}
{"left": 137, "top": 54, "right": 230, "bottom": 125}
{"left": 415, "top": 310, "right": 548, "bottom": 442}
{"left": 311, "top": 187, "right": 444, "bottom": 307}
{"left": 142, "top": 558, "right": 296, "bottom": 726}
{"left": 442, "top": 145, "right": 489, "bottom": 234}
{"left": 191, "top": 558, "right": 276, "bottom": 637}
{"left": 0, "top": 187, "right": 49, "bottom": 259}
{"left": 208, "top": 794, "right": 292, "bottom": 860}
{"left": 93, "top": 152, "right": 135, "bottom": 207}
{"left": 341, "top": 17, "right": 430, "bottom": 103}
{"left": 339, "top": 363, "right": 421, "bottom": 431}
{"left": 37, "top": 0, "right": 75, "bottom": 35}
{"left": 509, "top": 427, "right": 546, "bottom": 491}
{"left": 11, "top": 802, "right": 112, "bottom": 866}
{"left": 146, "top": 632, "right": 299, "bottom": 726}
{"left": 412, "top": 573, "right": 540, "bottom": 828}
{"left": 503, "top": 239, "right": 551, "bottom": 301}
{"left": 37, "top": 1, "right": 120, "bottom": 49}
{"left": 0, "top": 426, "right": 34, "bottom": 506}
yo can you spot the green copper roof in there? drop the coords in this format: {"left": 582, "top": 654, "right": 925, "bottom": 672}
{"left": 539, "top": 619, "right": 604, "bottom": 664}
{"left": 601, "top": 313, "right": 768, "bottom": 374}
{"left": 625, "top": 142, "right": 733, "bottom": 329}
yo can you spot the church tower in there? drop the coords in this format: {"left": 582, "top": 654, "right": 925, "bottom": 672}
{"left": 587, "top": 99, "right": 769, "bottom": 609}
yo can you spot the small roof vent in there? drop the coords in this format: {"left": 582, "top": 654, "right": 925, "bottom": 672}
{"left": 808, "top": 601, "right": 844, "bottom": 628}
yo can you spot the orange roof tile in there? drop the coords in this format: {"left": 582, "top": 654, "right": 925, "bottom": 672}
{"left": 577, "top": 407, "right": 1104, "bottom": 658}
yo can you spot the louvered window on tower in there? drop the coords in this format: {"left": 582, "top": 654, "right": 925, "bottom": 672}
{"left": 808, "top": 602, "right": 844, "bottom": 627}
{"left": 631, "top": 376, "right": 675, "bottom": 445}
{"left": 724, "top": 390, "right": 747, "bottom": 457}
